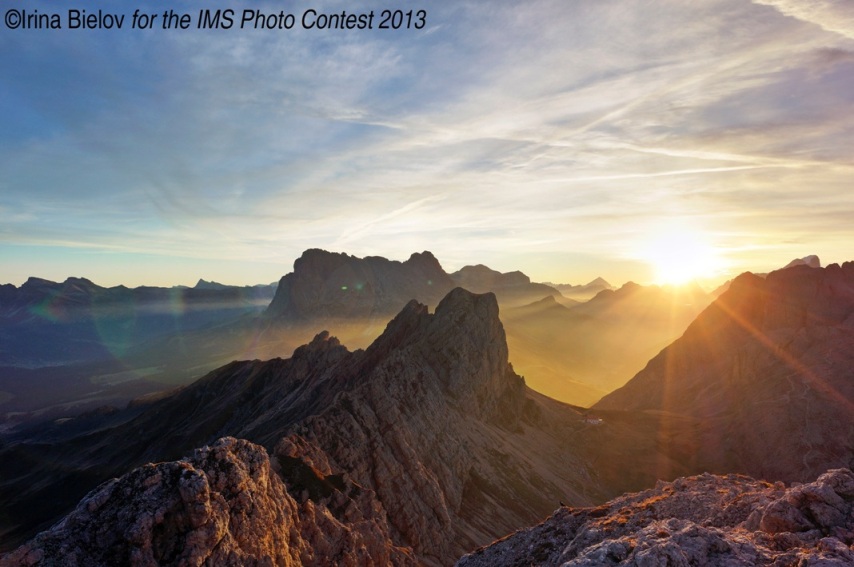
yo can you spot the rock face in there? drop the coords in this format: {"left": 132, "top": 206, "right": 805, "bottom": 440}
{"left": 265, "top": 249, "right": 455, "bottom": 320}
{"left": 3, "top": 437, "right": 414, "bottom": 566}
{"left": 595, "top": 262, "right": 854, "bottom": 482}
{"left": 4, "top": 287, "right": 683, "bottom": 564}
{"left": 457, "top": 468, "right": 854, "bottom": 567}
{"left": 265, "top": 251, "right": 571, "bottom": 320}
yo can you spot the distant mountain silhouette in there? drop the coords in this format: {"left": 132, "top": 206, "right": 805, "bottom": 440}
{"left": 0, "top": 277, "right": 277, "bottom": 367}
{"left": 0, "top": 251, "right": 603, "bottom": 432}
{"left": 544, "top": 277, "right": 614, "bottom": 301}
{"left": 596, "top": 262, "right": 854, "bottom": 482}
{"left": 265, "top": 249, "right": 455, "bottom": 320}
{"left": 783, "top": 254, "right": 821, "bottom": 269}
{"left": 265, "top": 249, "right": 571, "bottom": 320}
{"left": 450, "top": 264, "right": 568, "bottom": 307}
{"left": 503, "top": 282, "right": 713, "bottom": 405}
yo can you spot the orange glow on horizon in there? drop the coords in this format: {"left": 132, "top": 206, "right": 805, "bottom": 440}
{"left": 636, "top": 223, "right": 727, "bottom": 287}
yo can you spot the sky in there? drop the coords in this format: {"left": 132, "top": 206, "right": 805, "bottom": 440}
{"left": 2, "top": 0, "right": 854, "bottom": 289}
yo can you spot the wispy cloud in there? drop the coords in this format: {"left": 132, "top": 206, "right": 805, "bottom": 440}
{"left": 2, "top": 0, "right": 854, "bottom": 286}
{"left": 753, "top": 0, "right": 854, "bottom": 40}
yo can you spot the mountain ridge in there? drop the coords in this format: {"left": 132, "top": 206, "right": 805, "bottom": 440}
{"left": 595, "top": 262, "right": 854, "bottom": 482}
{"left": 4, "top": 287, "right": 685, "bottom": 563}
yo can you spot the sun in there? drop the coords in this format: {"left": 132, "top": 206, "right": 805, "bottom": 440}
{"left": 639, "top": 224, "right": 724, "bottom": 286}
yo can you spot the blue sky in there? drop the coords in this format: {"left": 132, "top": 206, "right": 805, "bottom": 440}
{"left": 2, "top": 0, "right": 854, "bottom": 287}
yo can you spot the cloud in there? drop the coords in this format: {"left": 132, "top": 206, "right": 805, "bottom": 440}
{"left": 753, "top": 0, "right": 854, "bottom": 40}
{"left": 3, "top": 0, "right": 854, "bottom": 286}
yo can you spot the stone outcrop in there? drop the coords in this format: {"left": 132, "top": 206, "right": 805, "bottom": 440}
{"left": 457, "top": 468, "right": 854, "bottom": 566}
{"left": 265, "top": 249, "right": 455, "bottom": 320}
{"left": 595, "top": 262, "right": 854, "bottom": 482}
{"left": 3, "top": 437, "right": 414, "bottom": 567}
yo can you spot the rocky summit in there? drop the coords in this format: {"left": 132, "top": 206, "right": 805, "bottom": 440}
{"left": 3, "top": 437, "right": 414, "bottom": 566}
{"left": 457, "top": 468, "right": 854, "bottom": 566}
{"left": 265, "top": 249, "right": 455, "bottom": 319}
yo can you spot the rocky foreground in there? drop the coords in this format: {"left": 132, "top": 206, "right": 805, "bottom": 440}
{"left": 6, "top": 443, "right": 852, "bottom": 566}
{"left": 3, "top": 437, "right": 414, "bottom": 566}
{"left": 457, "top": 468, "right": 854, "bottom": 566}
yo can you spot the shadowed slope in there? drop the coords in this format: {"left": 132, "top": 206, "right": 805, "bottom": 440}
{"left": 596, "top": 263, "right": 854, "bottom": 481}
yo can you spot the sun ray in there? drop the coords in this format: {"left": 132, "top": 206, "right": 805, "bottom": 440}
{"left": 636, "top": 222, "right": 726, "bottom": 286}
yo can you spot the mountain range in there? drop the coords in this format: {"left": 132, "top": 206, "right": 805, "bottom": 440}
{"left": 503, "top": 281, "right": 712, "bottom": 404}
{"left": 0, "top": 277, "right": 277, "bottom": 368}
{"left": 543, "top": 277, "right": 615, "bottom": 301}
{"left": 3, "top": 255, "right": 852, "bottom": 565}
{"left": 0, "top": 288, "right": 685, "bottom": 563}
{"left": 0, "top": 249, "right": 701, "bottom": 430}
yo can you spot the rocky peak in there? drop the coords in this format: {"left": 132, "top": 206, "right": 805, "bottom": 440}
{"left": 265, "top": 249, "right": 455, "bottom": 320}
{"left": 451, "top": 265, "right": 532, "bottom": 291}
{"left": 784, "top": 254, "right": 821, "bottom": 269}
{"left": 301, "top": 330, "right": 342, "bottom": 352}
{"left": 193, "top": 279, "right": 228, "bottom": 290}
{"left": 717, "top": 262, "right": 854, "bottom": 330}
{"left": 4, "top": 437, "right": 415, "bottom": 566}
{"left": 405, "top": 250, "right": 443, "bottom": 272}
{"left": 286, "top": 330, "right": 350, "bottom": 371}
{"left": 20, "top": 277, "right": 57, "bottom": 290}
{"left": 358, "top": 288, "right": 520, "bottom": 423}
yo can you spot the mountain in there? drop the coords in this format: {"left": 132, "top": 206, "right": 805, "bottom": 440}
{"left": 502, "top": 282, "right": 713, "bottom": 405}
{"left": 595, "top": 262, "right": 854, "bottom": 482}
{"left": 545, "top": 277, "right": 614, "bottom": 301}
{"left": 265, "top": 249, "right": 455, "bottom": 320}
{"left": 710, "top": 254, "right": 822, "bottom": 298}
{"left": 783, "top": 254, "right": 821, "bottom": 269}
{"left": 0, "top": 250, "right": 597, "bottom": 433}
{"left": 1, "top": 288, "right": 686, "bottom": 563}
{"left": 0, "top": 277, "right": 282, "bottom": 433}
{"left": 0, "top": 277, "right": 277, "bottom": 368}
{"left": 449, "top": 265, "right": 569, "bottom": 308}
{"left": 457, "top": 467, "right": 854, "bottom": 566}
